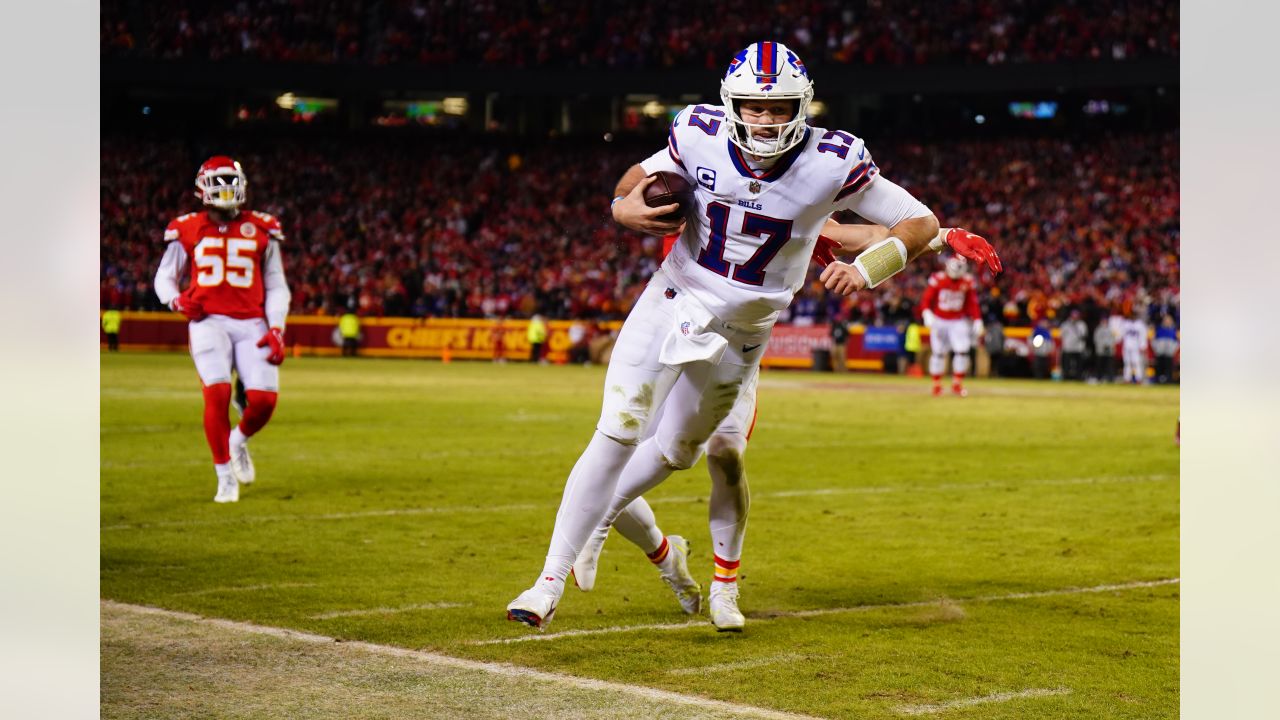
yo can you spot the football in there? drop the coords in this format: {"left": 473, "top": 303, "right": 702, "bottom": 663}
{"left": 642, "top": 171, "right": 694, "bottom": 222}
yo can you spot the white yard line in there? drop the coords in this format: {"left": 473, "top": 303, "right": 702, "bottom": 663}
{"left": 173, "top": 582, "right": 317, "bottom": 597}
{"left": 472, "top": 578, "right": 1179, "bottom": 645}
{"left": 103, "top": 601, "right": 825, "bottom": 720}
{"left": 102, "top": 474, "right": 1171, "bottom": 532}
{"left": 896, "top": 687, "right": 1072, "bottom": 715}
{"left": 667, "top": 653, "right": 812, "bottom": 676}
{"left": 309, "top": 602, "right": 469, "bottom": 620}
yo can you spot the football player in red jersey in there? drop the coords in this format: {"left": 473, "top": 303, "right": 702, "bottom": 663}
{"left": 918, "top": 251, "right": 985, "bottom": 397}
{"left": 571, "top": 221, "right": 997, "bottom": 629}
{"left": 153, "top": 157, "right": 292, "bottom": 503}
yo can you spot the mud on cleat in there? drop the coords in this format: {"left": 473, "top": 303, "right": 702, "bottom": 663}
{"left": 659, "top": 535, "right": 702, "bottom": 615}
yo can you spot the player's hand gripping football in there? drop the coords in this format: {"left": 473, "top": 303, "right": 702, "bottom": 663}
{"left": 612, "top": 175, "right": 686, "bottom": 237}
{"left": 819, "top": 260, "right": 867, "bottom": 296}
{"left": 170, "top": 291, "right": 206, "bottom": 321}
{"left": 941, "top": 227, "right": 1002, "bottom": 274}
{"left": 257, "top": 327, "right": 286, "bottom": 365}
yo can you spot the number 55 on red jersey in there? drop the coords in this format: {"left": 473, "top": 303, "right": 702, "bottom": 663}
{"left": 162, "top": 210, "right": 285, "bottom": 320}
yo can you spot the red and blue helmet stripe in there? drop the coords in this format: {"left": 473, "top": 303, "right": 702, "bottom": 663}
{"left": 755, "top": 41, "right": 778, "bottom": 84}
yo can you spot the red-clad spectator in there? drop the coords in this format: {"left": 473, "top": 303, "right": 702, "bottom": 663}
{"left": 101, "top": 130, "right": 1178, "bottom": 327}
{"left": 103, "top": 0, "right": 1178, "bottom": 67}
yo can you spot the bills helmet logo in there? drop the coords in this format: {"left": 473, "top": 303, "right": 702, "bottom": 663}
{"left": 786, "top": 50, "right": 808, "bottom": 77}
{"left": 725, "top": 49, "right": 748, "bottom": 77}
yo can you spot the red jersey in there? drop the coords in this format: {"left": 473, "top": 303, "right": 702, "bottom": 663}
{"left": 919, "top": 272, "right": 980, "bottom": 321}
{"left": 163, "top": 210, "right": 285, "bottom": 319}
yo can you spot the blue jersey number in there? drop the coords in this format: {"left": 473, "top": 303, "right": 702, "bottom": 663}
{"left": 688, "top": 105, "right": 725, "bottom": 136}
{"left": 817, "top": 130, "right": 856, "bottom": 159}
{"left": 696, "top": 202, "right": 794, "bottom": 286}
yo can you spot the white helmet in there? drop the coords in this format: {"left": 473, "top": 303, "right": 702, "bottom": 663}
{"left": 720, "top": 41, "right": 814, "bottom": 158}
{"left": 945, "top": 256, "right": 968, "bottom": 279}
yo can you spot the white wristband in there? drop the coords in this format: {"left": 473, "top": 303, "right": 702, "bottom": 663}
{"left": 851, "top": 237, "right": 908, "bottom": 288}
{"left": 929, "top": 227, "right": 951, "bottom": 253}
{"left": 611, "top": 195, "right": 625, "bottom": 208}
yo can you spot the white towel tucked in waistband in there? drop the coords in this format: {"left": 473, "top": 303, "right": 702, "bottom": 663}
{"left": 659, "top": 293, "right": 729, "bottom": 367}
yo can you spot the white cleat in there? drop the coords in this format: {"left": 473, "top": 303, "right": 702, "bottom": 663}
{"left": 709, "top": 581, "right": 745, "bottom": 632}
{"left": 659, "top": 535, "right": 702, "bottom": 615}
{"left": 571, "top": 526, "right": 611, "bottom": 592}
{"left": 214, "top": 474, "right": 240, "bottom": 503}
{"left": 229, "top": 435, "right": 255, "bottom": 485}
{"left": 506, "top": 584, "right": 560, "bottom": 629}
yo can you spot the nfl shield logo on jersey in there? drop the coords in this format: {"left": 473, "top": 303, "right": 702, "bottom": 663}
{"left": 748, "top": 180, "right": 762, "bottom": 194}
{"left": 680, "top": 321, "right": 691, "bottom": 336}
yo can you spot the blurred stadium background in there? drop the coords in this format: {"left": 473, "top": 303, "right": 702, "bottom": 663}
{"left": 100, "top": 3, "right": 1181, "bottom": 718}
{"left": 101, "top": 0, "right": 1179, "bottom": 380}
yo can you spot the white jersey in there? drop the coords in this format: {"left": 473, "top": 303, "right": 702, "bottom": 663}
{"left": 641, "top": 104, "right": 928, "bottom": 331}
{"left": 1120, "top": 319, "right": 1149, "bottom": 351}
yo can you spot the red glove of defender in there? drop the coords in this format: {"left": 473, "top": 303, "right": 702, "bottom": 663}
{"left": 170, "top": 292, "right": 206, "bottom": 321}
{"left": 942, "top": 228, "right": 1002, "bottom": 274}
{"left": 257, "top": 327, "right": 286, "bottom": 365}
{"left": 812, "top": 235, "right": 840, "bottom": 268}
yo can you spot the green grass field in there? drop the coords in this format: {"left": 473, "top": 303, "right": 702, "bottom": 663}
{"left": 101, "top": 352, "right": 1179, "bottom": 719}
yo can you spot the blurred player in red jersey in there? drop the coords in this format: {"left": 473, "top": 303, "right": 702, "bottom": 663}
{"left": 572, "top": 222, "right": 996, "bottom": 630}
{"left": 153, "top": 157, "right": 292, "bottom": 503}
{"left": 918, "top": 255, "right": 983, "bottom": 397}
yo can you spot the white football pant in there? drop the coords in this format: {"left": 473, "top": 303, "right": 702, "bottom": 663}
{"left": 928, "top": 316, "right": 972, "bottom": 377}
{"left": 537, "top": 271, "right": 765, "bottom": 585}
{"left": 188, "top": 315, "right": 280, "bottom": 391}
{"left": 614, "top": 368, "right": 756, "bottom": 560}
{"left": 1122, "top": 345, "right": 1146, "bottom": 383}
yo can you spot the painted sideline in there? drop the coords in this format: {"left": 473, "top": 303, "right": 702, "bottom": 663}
{"left": 897, "top": 687, "right": 1072, "bottom": 715}
{"left": 102, "top": 474, "right": 1171, "bottom": 531}
{"left": 308, "top": 602, "right": 469, "bottom": 620}
{"left": 472, "top": 578, "right": 1180, "bottom": 645}
{"left": 103, "top": 600, "right": 824, "bottom": 720}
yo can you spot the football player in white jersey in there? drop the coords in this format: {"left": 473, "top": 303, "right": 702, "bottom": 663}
{"left": 1121, "top": 310, "right": 1150, "bottom": 384}
{"left": 507, "top": 41, "right": 1002, "bottom": 630}
{"left": 568, "top": 222, "right": 997, "bottom": 631}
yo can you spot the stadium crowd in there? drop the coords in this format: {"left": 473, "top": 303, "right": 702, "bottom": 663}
{"left": 101, "top": 129, "right": 1178, "bottom": 332}
{"left": 103, "top": 0, "right": 1179, "bottom": 67}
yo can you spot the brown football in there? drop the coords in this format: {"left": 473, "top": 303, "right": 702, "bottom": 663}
{"left": 642, "top": 171, "right": 694, "bottom": 222}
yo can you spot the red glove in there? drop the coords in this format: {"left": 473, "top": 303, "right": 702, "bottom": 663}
{"left": 812, "top": 235, "right": 840, "bottom": 268}
{"left": 257, "top": 327, "right": 286, "bottom": 365}
{"left": 170, "top": 292, "right": 206, "bottom": 321}
{"left": 942, "top": 227, "right": 1002, "bottom": 275}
